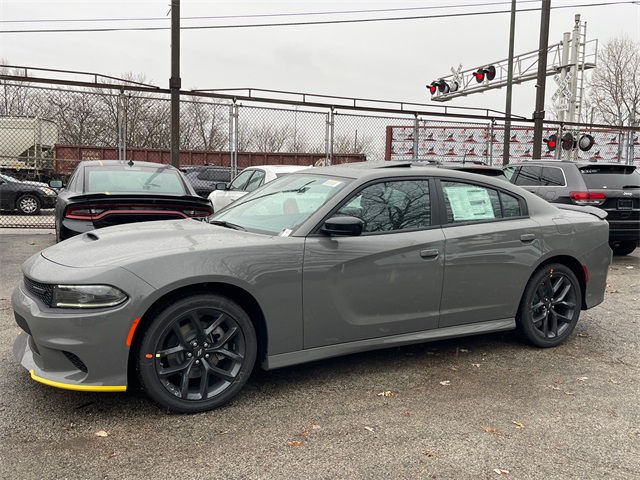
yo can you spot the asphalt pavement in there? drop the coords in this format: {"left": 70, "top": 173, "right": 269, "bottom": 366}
{"left": 0, "top": 230, "right": 638, "bottom": 479}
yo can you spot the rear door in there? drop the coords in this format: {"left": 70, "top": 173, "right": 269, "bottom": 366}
{"left": 436, "top": 179, "right": 543, "bottom": 327}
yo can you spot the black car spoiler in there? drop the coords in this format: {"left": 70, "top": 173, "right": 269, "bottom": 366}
{"left": 555, "top": 203, "right": 608, "bottom": 220}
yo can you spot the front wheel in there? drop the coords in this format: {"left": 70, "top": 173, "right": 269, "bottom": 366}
{"left": 16, "top": 194, "right": 41, "bottom": 215}
{"left": 517, "top": 264, "right": 582, "bottom": 347}
{"left": 136, "top": 294, "right": 257, "bottom": 413}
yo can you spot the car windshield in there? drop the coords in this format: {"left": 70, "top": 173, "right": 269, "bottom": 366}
{"left": 210, "top": 173, "right": 352, "bottom": 235}
{"left": 85, "top": 166, "right": 187, "bottom": 194}
{"left": 0, "top": 173, "right": 19, "bottom": 182}
{"left": 578, "top": 165, "right": 640, "bottom": 189}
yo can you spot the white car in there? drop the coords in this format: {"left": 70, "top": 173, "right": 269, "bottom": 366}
{"left": 208, "top": 165, "right": 310, "bottom": 212}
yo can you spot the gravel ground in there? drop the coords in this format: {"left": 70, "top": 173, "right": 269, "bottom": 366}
{"left": 1, "top": 230, "right": 638, "bottom": 480}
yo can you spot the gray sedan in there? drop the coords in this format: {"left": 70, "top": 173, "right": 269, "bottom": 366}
{"left": 12, "top": 162, "right": 612, "bottom": 413}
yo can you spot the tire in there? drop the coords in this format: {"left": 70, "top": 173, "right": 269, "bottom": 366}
{"left": 611, "top": 240, "right": 637, "bottom": 256}
{"left": 16, "top": 194, "right": 41, "bottom": 215}
{"left": 516, "top": 263, "right": 582, "bottom": 348}
{"left": 136, "top": 294, "right": 257, "bottom": 413}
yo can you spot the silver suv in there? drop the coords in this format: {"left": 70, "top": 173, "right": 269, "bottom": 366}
{"left": 504, "top": 161, "right": 640, "bottom": 256}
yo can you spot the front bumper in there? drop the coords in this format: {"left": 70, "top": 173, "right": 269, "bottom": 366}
{"left": 11, "top": 263, "right": 156, "bottom": 392}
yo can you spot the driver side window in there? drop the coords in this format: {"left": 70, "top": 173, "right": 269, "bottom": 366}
{"left": 336, "top": 180, "right": 431, "bottom": 233}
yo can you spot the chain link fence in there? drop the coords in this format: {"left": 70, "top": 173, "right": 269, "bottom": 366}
{"left": 1, "top": 77, "right": 638, "bottom": 229}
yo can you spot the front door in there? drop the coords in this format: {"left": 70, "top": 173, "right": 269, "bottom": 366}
{"left": 302, "top": 178, "right": 445, "bottom": 348}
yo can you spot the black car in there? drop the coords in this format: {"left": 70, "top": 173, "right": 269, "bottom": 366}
{"left": 181, "top": 166, "right": 231, "bottom": 198}
{"left": 52, "top": 160, "right": 213, "bottom": 242}
{"left": 504, "top": 160, "right": 640, "bottom": 255}
{"left": 0, "top": 172, "right": 58, "bottom": 215}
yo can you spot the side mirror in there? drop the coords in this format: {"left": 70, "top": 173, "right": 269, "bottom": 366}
{"left": 49, "top": 179, "right": 63, "bottom": 189}
{"left": 321, "top": 216, "right": 364, "bottom": 236}
{"left": 214, "top": 182, "right": 228, "bottom": 191}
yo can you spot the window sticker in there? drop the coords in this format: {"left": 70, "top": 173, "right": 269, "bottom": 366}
{"left": 445, "top": 185, "right": 496, "bottom": 221}
{"left": 322, "top": 179, "right": 343, "bottom": 188}
{"left": 279, "top": 229, "right": 293, "bottom": 237}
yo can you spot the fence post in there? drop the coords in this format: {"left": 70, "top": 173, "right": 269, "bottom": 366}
{"left": 413, "top": 113, "right": 419, "bottom": 160}
{"left": 326, "top": 107, "right": 334, "bottom": 166}
{"left": 229, "top": 101, "right": 239, "bottom": 178}
{"left": 488, "top": 119, "right": 495, "bottom": 165}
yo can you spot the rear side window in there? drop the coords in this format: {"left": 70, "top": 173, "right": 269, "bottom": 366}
{"left": 514, "top": 166, "right": 542, "bottom": 186}
{"left": 539, "top": 167, "right": 565, "bottom": 186}
{"left": 441, "top": 181, "right": 522, "bottom": 223}
{"left": 579, "top": 165, "right": 640, "bottom": 189}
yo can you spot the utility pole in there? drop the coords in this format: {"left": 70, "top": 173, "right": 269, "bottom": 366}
{"left": 502, "top": 0, "right": 516, "bottom": 165}
{"left": 532, "top": 0, "right": 551, "bottom": 159}
{"left": 170, "top": 0, "right": 181, "bottom": 168}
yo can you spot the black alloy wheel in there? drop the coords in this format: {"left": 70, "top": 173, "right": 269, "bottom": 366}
{"left": 517, "top": 263, "right": 582, "bottom": 347}
{"left": 137, "top": 294, "right": 257, "bottom": 413}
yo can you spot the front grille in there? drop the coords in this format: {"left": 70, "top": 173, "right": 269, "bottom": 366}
{"left": 63, "top": 351, "right": 88, "bottom": 373}
{"left": 23, "top": 277, "right": 53, "bottom": 307}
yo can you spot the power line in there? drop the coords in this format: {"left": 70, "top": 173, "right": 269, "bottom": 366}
{"left": 0, "top": 1, "right": 636, "bottom": 34}
{"left": 0, "top": 1, "right": 543, "bottom": 24}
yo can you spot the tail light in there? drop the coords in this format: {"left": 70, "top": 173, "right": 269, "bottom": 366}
{"left": 65, "top": 207, "right": 107, "bottom": 220}
{"left": 65, "top": 204, "right": 212, "bottom": 220}
{"left": 569, "top": 191, "right": 606, "bottom": 206}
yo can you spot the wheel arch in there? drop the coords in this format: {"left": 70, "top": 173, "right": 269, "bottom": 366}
{"left": 127, "top": 282, "right": 268, "bottom": 381}
{"left": 531, "top": 255, "right": 588, "bottom": 309}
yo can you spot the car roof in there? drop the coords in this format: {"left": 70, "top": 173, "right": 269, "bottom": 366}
{"left": 505, "top": 159, "right": 636, "bottom": 169}
{"left": 245, "top": 165, "right": 311, "bottom": 173}
{"left": 302, "top": 161, "right": 510, "bottom": 184}
{"left": 79, "top": 160, "right": 179, "bottom": 170}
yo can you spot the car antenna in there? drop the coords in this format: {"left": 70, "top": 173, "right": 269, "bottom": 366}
{"left": 127, "top": 159, "right": 134, "bottom": 166}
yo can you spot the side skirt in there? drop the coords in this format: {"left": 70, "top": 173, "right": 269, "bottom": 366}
{"left": 264, "top": 318, "right": 515, "bottom": 370}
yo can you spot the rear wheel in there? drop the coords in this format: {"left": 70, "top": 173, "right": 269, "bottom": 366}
{"left": 16, "top": 194, "right": 41, "bottom": 215}
{"left": 136, "top": 294, "right": 257, "bottom": 413}
{"left": 610, "top": 240, "right": 637, "bottom": 256}
{"left": 517, "top": 264, "right": 582, "bottom": 347}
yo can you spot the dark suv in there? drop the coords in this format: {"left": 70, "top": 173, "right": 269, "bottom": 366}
{"left": 504, "top": 160, "right": 640, "bottom": 255}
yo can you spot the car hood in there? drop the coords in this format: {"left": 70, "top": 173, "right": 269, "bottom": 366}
{"left": 41, "top": 219, "right": 275, "bottom": 268}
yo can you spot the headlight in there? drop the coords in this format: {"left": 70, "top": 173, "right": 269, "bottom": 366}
{"left": 51, "top": 285, "right": 128, "bottom": 308}
{"left": 39, "top": 187, "right": 56, "bottom": 196}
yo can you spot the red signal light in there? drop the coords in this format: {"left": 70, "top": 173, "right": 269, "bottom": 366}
{"left": 544, "top": 134, "right": 558, "bottom": 151}
{"left": 472, "top": 65, "right": 496, "bottom": 83}
{"left": 472, "top": 70, "right": 485, "bottom": 83}
{"left": 562, "top": 132, "right": 575, "bottom": 150}
{"left": 427, "top": 82, "right": 437, "bottom": 95}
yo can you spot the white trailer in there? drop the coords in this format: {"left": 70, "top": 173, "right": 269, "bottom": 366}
{"left": 0, "top": 116, "right": 58, "bottom": 179}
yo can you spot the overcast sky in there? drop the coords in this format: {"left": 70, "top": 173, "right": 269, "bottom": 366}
{"left": 0, "top": 1, "right": 639, "bottom": 118}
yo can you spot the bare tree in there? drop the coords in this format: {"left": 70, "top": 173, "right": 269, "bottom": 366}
{"left": 181, "top": 98, "right": 229, "bottom": 150}
{"left": 47, "top": 89, "right": 110, "bottom": 145}
{"left": 333, "top": 131, "right": 374, "bottom": 157}
{"left": 588, "top": 35, "right": 640, "bottom": 125}
{"left": 251, "top": 123, "right": 293, "bottom": 152}
{"left": 0, "top": 61, "right": 49, "bottom": 117}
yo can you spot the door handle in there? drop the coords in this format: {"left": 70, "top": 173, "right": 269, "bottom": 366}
{"left": 420, "top": 249, "right": 439, "bottom": 259}
{"left": 520, "top": 233, "right": 536, "bottom": 242}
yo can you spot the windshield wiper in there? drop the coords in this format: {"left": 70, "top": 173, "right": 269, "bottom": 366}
{"left": 209, "top": 220, "right": 247, "bottom": 231}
